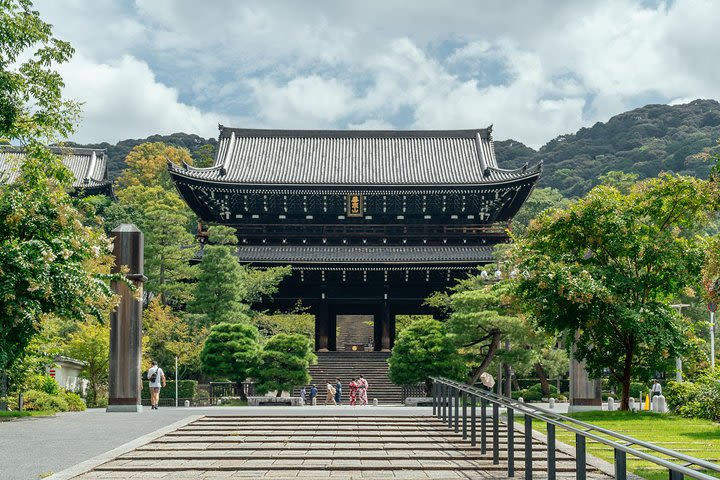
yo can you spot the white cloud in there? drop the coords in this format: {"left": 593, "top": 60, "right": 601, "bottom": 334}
{"left": 58, "top": 54, "right": 227, "bottom": 143}
{"left": 30, "top": 0, "right": 720, "bottom": 147}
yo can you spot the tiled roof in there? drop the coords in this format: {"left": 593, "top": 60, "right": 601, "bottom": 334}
{"left": 236, "top": 245, "right": 495, "bottom": 264}
{"left": 169, "top": 126, "right": 541, "bottom": 186}
{"left": 0, "top": 146, "right": 110, "bottom": 189}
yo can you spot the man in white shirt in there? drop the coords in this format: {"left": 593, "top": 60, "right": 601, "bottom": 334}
{"left": 651, "top": 379, "right": 662, "bottom": 398}
{"left": 147, "top": 361, "right": 166, "bottom": 410}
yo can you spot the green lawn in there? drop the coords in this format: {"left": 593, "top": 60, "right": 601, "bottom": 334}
{"left": 527, "top": 411, "right": 720, "bottom": 480}
{"left": 0, "top": 410, "right": 55, "bottom": 421}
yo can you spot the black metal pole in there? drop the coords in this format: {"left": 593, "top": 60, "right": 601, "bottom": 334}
{"left": 524, "top": 415, "right": 533, "bottom": 480}
{"left": 507, "top": 407, "right": 515, "bottom": 477}
{"left": 493, "top": 402, "right": 500, "bottom": 465}
{"left": 576, "top": 434, "right": 586, "bottom": 480}
{"left": 432, "top": 382, "right": 437, "bottom": 416}
{"left": 454, "top": 388, "right": 460, "bottom": 433}
{"left": 447, "top": 386, "right": 453, "bottom": 429}
{"left": 442, "top": 384, "right": 447, "bottom": 422}
{"left": 614, "top": 448, "right": 626, "bottom": 480}
{"left": 462, "top": 392, "right": 468, "bottom": 440}
{"left": 547, "top": 423, "right": 556, "bottom": 480}
{"left": 669, "top": 470, "right": 684, "bottom": 480}
{"left": 481, "top": 397, "right": 487, "bottom": 454}
{"left": 470, "top": 394, "right": 476, "bottom": 446}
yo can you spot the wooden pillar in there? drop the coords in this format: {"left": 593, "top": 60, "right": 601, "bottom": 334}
{"left": 380, "top": 301, "right": 391, "bottom": 352}
{"left": 316, "top": 299, "right": 329, "bottom": 352}
{"left": 107, "top": 224, "right": 144, "bottom": 413}
{"left": 328, "top": 307, "right": 337, "bottom": 352}
{"left": 389, "top": 312, "right": 396, "bottom": 349}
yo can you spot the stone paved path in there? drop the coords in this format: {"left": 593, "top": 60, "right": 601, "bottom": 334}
{"left": 69, "top": 415, "right": 612, "bottom": 479}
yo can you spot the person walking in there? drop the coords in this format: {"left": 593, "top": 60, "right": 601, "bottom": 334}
{"left": 651, "top": 379, "right": 662, "bottom": 398}
{"left": 300, "top": 386, "right": 307, "bottom": 406}
{"left": 325, "top": 382, "right": 336, "bottom": 405}
{"left": 349, "top": 378, "right": 358, "bottom": 406}
{"left": 335, "top": 378, "right": 342, "bottom": 406}
{"left": 357, "top": 375, "right": 369, "bottom": 406}
{"left": 147, "top": 361, "right": 166, "bottom": 410}
{"left": 309, "top": 384, "right": 318, "bottom": 406}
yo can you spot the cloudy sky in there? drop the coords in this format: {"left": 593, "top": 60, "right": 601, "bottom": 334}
{"left": 36, "top": 0, "right": 720, "bottom": 148}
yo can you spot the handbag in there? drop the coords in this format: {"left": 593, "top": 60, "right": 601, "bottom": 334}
{"left": 149, "top": 367, "right": 159, "bottom": 383}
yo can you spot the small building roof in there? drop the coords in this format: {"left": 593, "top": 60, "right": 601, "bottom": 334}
{"left": 236, "top": 245, "right": 495, "bottom": 264}
{"left": 0, "top": 146, "right": 111, "bottom": 192}
{"left": 52, "top": 355, "right": 87, "bottom": 367}
{"left": 169, "top": 126, "right": 541, "bottom": 187}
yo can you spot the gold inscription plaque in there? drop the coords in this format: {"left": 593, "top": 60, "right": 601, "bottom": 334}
{"left": 346, "top": 194, "right": 364, "bottom": 217}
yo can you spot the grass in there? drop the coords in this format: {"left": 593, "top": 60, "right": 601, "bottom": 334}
{"left": 0, "top": 410, "right": 56, "bottom": 421}
{"left": 527, "top": 411, "right": 720, "bottom": 480}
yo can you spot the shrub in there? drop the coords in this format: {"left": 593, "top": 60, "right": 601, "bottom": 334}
{"left": 624, "top": 381, "right": 645, "bottom": 399}
{"left": 664, "top": 380, "right": 700, "bottom": 412}
{"left": 23, "top": 390, "right": 68, "bottom": 412}
{"left": 60, "top": 391, "right": 86, "bottom": 411}
{"left": 140, "top": 380, "right": 198, "bottom": 400}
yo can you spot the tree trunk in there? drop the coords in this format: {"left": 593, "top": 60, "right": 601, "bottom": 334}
{"left": 468, "top": 331, "right": 502, "bottom": 384}
{"left": 535, "top": 362, "right": 550, "bottom": 397}
{"left": 512, "top": 373, "right": 520, "bottom": 392}
{"left": 276, "top": 389, "right": 282, "bottom": 397}
{"left": 620, "top": 348, "right": 634, "bottom": 411}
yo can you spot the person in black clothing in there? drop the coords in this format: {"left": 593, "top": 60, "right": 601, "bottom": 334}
{"left": 335, "top": 378, "right": 342, "bottom": 405}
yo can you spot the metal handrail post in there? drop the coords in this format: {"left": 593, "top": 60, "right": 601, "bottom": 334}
{"left": 462, "top": 391, "right": 468, "bottom": 440}
{"left": 470, "top": 393, "right": 476, "bottom": 446}
{"left": 524, "top": 415, "right": 533, "bottom": 480}
{"left": 454, "top": 387, "right": 460, "bottom": 433}
{"left": 614, "top": 448, "right": 626, "bottom": 480}
{"left": 432, "top": 382, "right": 437, "bottom": 416}
{"left": 576, "top": 433, "right": 586, "bottom": 480}
{"left": 442, "top": 383, "right": 447, "bottom": 421}
{"left": 669, "top": 470, "right": 684, "bottom": 480}
{"left": 547, "top": 422, "right": 556, "bottom": 480}
{"left": 481, "top": 397, "right": 487, "bottom": 454}
{"left": 493, "top": 402, "right": 500, "bottom": 465}
{"left": 507, "top": 407, "right": 515, "bottom": 477}
{"left": 447, "top": 385, "right": 453, "bottom": 429}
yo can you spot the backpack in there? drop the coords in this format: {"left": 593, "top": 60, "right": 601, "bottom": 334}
{"left": 149, "top": 367, "right": 159, "bottom": 383}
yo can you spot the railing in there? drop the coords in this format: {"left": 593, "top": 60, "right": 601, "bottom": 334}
{"left": 431, "top": 377, "right": 720, "bottom": 480}
{"left": 209, "top": 382, "right": 255, "bottom": 403}
{"left": 401, "top": 383, "right": 427, "bottom": 399}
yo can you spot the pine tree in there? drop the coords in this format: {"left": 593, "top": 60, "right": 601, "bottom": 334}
{"left": 253, "top": 334, "right": 316, "bottom": 397}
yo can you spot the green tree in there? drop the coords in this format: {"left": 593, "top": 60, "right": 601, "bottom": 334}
{"left": 65, "top": 322, "right": 110, "bottom": 407}
{"left": 115, "top": 142, "right": 194, "bottom": 191}
{"left": 511, "top": 187, "right": 570, "bottom": 236}
{"left": 105, "top": 185, "right": 197, "bottom": 305}
{"left": 598, "top": 170, "right": 640, "bottom": 193}
{"left": 388, "top": 318, "right": 466, "bottom": 394}
{"left": 200, "top": 323, "right": 260, "bottom": 383}
{"left": 253, "top": 333, "right": 316, "bottom": 397}
{"left": 511, "top": 174, "right": 719, "bottom": 409}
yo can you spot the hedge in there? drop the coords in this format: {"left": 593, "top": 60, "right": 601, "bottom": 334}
{"left": 665, "top": 374, "right": 720, "bottom": 422}
{"left": 140, "top": 380, "right": 197, "bottom": 400}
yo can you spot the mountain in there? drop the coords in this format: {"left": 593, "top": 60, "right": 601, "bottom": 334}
{"left": 71, "top": 100, "right": 720, "bottom": 198}
{"left": 496, "top": 99, "right": 720, "bottom": 197}
{"left": 67, "top": 132, "right": 217, "bottom": 181}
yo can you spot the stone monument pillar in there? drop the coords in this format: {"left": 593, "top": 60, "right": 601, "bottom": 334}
{"left": 107, "top": 224, "right": 145, "bottom": 413}
{"left": 568, "top": 344, "right": 602, "bottom": 413}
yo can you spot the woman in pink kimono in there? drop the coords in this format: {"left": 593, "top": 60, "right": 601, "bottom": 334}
{"left": 357, "top": 375, "right": 368, "bottom": 406}
{"left": 349, "top": 378, "right": 358, "bottom": 406}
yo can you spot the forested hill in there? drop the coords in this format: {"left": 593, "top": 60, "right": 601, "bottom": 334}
{"left": 67, "top": 132, "right": 217, "bottom": 181}
{"left": 73, "top": 99, "right": 720, "bottom": 198}
{"left": 496, "top": 99, "right": 720, "bottom": 197}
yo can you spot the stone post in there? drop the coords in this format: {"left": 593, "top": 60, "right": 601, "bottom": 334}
{"left": 107, "top": 224, "right": 145, "bottom": 413}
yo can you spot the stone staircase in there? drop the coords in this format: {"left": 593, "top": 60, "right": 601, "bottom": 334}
{"left": 296, "top": 351, "right": 405, "bottom": 405}
{"left": 74, "top": 414, "right": 612, "bottom": 479}
{"left": 336, "top": 314, "right": 374, "bottom": 349}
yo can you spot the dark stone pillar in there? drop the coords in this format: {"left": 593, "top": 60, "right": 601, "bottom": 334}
{"left": 107, "top": 224, "right": 144, "bottom": 413}
{"left": 328, "top": 308, "right": 337, "bottom": 352}
{"left": 389, "top": 312, "right": 396, "bottom": 349}
{"left": 316, "top": 299, "right": 329, "bottom": 352}
{"left": 373, "top": 309, "right": 383, "bottom": 351}
{"left": 568, "top": 333, "right": 602, "bottom": 412}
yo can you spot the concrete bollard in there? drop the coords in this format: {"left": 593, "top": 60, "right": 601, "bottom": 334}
{"left": 629, "top": 398, "right": 636, "bottom": 411}
{"left": 651, "top": 395, "right": 658, "bottom": 412}
{"left": 657, "top": 395, "right": 668, "bottom": 413}
{"left": 518, "top": 397, "right": 524, "bottom": 403}
{"left": 373, "top": 398, "right": 378, "bottom": 406}
{"left": 548, "top": 398, "right": 555, "bottom": 409}
{"left": 607, "top": 397, "right": 615, "bottom": 411}
{"left": 184, "top": 400, "right": 190, "bottom": 407}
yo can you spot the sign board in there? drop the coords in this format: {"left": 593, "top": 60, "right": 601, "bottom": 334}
{"left": 708, "top": 303, "right": 717, "bottom": 313}
{"left": 346, "top": 194, "right": 364, "bottom": 217}
{"left": 48, "top": 368, "right": 56, "bottom": 378}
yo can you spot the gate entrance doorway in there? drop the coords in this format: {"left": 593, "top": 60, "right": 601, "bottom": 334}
{"left": 336, "top": 315, "right": 374, "bottom": 352}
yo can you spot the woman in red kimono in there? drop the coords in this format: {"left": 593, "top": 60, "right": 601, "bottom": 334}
{"left": 349, "top": 378, "right": 358, "bottom": 406}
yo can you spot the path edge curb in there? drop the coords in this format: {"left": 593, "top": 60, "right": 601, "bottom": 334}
{"left": 45, "top": 414, "right": 203, "bottom": 480}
